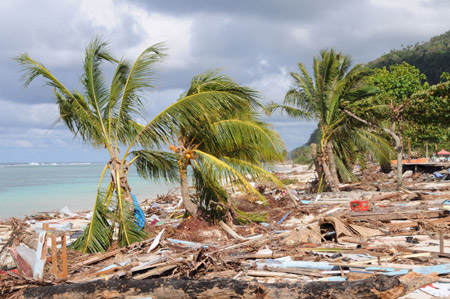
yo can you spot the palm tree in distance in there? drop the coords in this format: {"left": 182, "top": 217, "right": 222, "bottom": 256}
{"left": 16, "top": 37, "right": 262, "bottom": 252}
{"left": 268, "top": 49, "right": 388, "bottom": 192}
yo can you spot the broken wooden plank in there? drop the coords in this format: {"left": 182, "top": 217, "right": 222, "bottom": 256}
{"left": 247, "top": 270, "right": 301, "bottom": 279}
{"left": 331, "top": 252, "right": 431, "bottom": 267}
{"left": 76, "top": 248, "right": 125, "bottom": 267}
{"left": 368, "top": 192, "right": 402, "bottom": 202}
{"left": 387, "top": 216, "right": 450, "bottom": 230}
{"left": 264, "top": 266, "right": 326, "bottom": 277}
{"left": 348, "top": 210, "right": 448, "bottom": 222}
{"left": 219, "top": 221, "right": 246, "bottom": 240}
{"left": 134, "top": 264, "right": 177, "bottom": 280}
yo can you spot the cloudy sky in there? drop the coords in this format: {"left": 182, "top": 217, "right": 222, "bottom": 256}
{"left": 1, "top": 0, "right": 450, "bottom": 163}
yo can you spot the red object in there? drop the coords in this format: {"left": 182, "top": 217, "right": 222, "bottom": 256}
{"left": 350, "top": 200, "right": 369, "bottom": 212}
{"left": 437, "top": 149, "right": 450, "bottom": 155}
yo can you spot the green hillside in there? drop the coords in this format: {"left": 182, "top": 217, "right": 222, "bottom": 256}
{"left": 289, "top": 127, "right": 320, "bottom": 163}
{"left": 368, "top": 30, "right": 450, "bottom": 84}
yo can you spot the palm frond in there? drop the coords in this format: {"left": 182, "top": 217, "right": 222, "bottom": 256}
{"left": 132, "top": 90, "right": 257, "bottom": 151}
{"left": 69, "top": 189, "right": 114, "bottom": 253}
{"left": 82, "top": 36, "right": 116, "bottom": 119}
{"left": 192, "top": 167, "right": 229, "bottom": 222}
{"left": 14, "top": 54, "right": 74, "bottom": 98}
{"left": 15, "top": 52, "right": 107, "bottom": 146}
{"left": 116, "top": 198, "right": 148, "bottom": 247}
{"left": 187, "top": 69, "right": 262, "bottom": 109}
{"left": 113, "top": 43, "right": 167, "bottom": 141}
{"left": 222, "top": 157, "right": 284, "bottom": 188}
{"left": 210, "top": 118, "right": 285, "bottom": 162}
{"left": 266, "top": 103, "right": 313, "bottom": 120}
{"left": 131, "top": 150, "right": 179, "bottom": 182}
{"left": 192, "top": 150, "right": 267, "bottom": 202}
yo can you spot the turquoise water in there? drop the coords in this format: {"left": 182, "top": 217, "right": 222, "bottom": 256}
{"left": 0, "top": 163, "right": 176, "bottom": 218}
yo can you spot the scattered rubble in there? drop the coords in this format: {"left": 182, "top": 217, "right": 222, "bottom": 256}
{"left": 2, "top": 163, "right": 450, "bottom": 298}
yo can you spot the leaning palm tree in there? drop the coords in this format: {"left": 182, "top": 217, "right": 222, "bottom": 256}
{"left": 134, "top": 71, "right": 286, "bottom": 222}
{"left": 16, "top": 38, "right": 259, "bottom": 253}
{"left": 267, "top": 49, "right": 385, "bottom": 192}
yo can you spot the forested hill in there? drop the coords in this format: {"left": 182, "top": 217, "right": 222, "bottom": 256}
{"left": 368, "top": 30, "right": 450, "bottom": 84}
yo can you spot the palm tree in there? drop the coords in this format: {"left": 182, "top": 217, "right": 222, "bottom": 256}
{"left": 16, "top": 38, "right": 261, "bottom": 252}
{"left": 133, "top": 70, "right": 286, "bottom": 222}
{"left": 268, "top": 49, "right": 387, "bottom": 192}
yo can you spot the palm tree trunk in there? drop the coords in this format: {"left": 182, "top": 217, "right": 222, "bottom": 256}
{"left": 319, "top": 154, "right": 339, "bottom": 192}
{"left": 179, "top": 164, "right": 198, "bottom": 217}
{"left": 325, "top": 140, "right": 340, "bottom": 189}
{"left": 385, "top": 123, "right": 403, "bottom": 188}
{"left": 109, "top": 154, "right": 132, "bottom": 202}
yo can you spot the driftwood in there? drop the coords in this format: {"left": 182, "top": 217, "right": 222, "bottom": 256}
{"left": 22, "top": 274, "right": 436, "bottom": 299}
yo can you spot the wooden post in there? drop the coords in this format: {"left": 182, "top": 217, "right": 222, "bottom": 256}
{"left": 61, "top": 234, "right": 67, "bottom": 279}
{"left": 440, "top": 231, "right": 445, "bottom": 254}
{"left": 408, "top": 138, "right": 411, "bottom": 163}
{"left": 426, "top": 141, "right": 429, "bottom": 163}
{"left": 51, "top": 233, "right": 57, "bottom": 275}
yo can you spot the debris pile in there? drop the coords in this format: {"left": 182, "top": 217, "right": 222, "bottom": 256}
{"left": 2, "top": 164, "right": 450, "bottom": 298}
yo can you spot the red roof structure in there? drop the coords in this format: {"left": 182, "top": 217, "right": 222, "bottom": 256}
{"left": 437, "top": 149, "right": 450, "bottom": 155}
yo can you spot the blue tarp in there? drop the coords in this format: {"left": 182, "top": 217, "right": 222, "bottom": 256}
{"left": 434, "top": 172, "right": 444, "bottom": 178}
{"left": 131, "top": 193, "right": 146, "bottom": 229}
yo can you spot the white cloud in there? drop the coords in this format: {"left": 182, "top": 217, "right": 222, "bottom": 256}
{"left": 77, "top": 0, "right": 122, "bottom": 30}
{"left": 247, "top": 67, "right": 291, "bottom": 104}
{"left": 0, "top": 99, "right": 59, "bottom": 128}
{"left": 126, "top": 10, "right": 193, "bottom": 70}
{"left": 11, "top": 140, "right": 33, "bottom": 148}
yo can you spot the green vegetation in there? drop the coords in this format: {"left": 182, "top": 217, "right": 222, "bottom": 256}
{"left": 291, "top": 145, "right": 314, "bottom": 165}
{"left": 368, "top": 30, "right": 450, "bottom": 84}
{"left": 407, "top": 81, "right": 450, "bottom": 147}
{"left": 290, "top": 127, "right": 320, "bottom": 164}
{"left": 349, "top": 62, "right": 427, "bottom": 187}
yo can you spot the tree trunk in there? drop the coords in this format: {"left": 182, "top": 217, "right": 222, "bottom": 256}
{"left": 22, "top": 274, "right": 437, "bottom": 299}
{"left": 109, "top": 155, "right": 132, "bottom": 202}
{"left": 395, "top": 141, "right": 403, "bottom": 188}
{"left": 319, "top": 155, "right": 339, "bottom": 192}
{"left": 325, "top": 140, "right": 340, "bottom": 188}
{"left": 386, "top": 123, "right": 403, "bottom": 189}
{"left": 180, "top": 164, "right": 198, "bottom": 217}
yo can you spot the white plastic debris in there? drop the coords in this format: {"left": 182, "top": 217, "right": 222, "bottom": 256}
{"left": 60, "top": 206, "right": 76, "bottom": 217}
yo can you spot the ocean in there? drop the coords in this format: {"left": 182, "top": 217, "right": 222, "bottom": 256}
{"left": 0, "top": 163, "right": 176, "bottom": 219}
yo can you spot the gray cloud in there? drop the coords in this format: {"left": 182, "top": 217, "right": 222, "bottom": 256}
{"left": 2, "top": 0, "right": 450, "bottom": 162}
